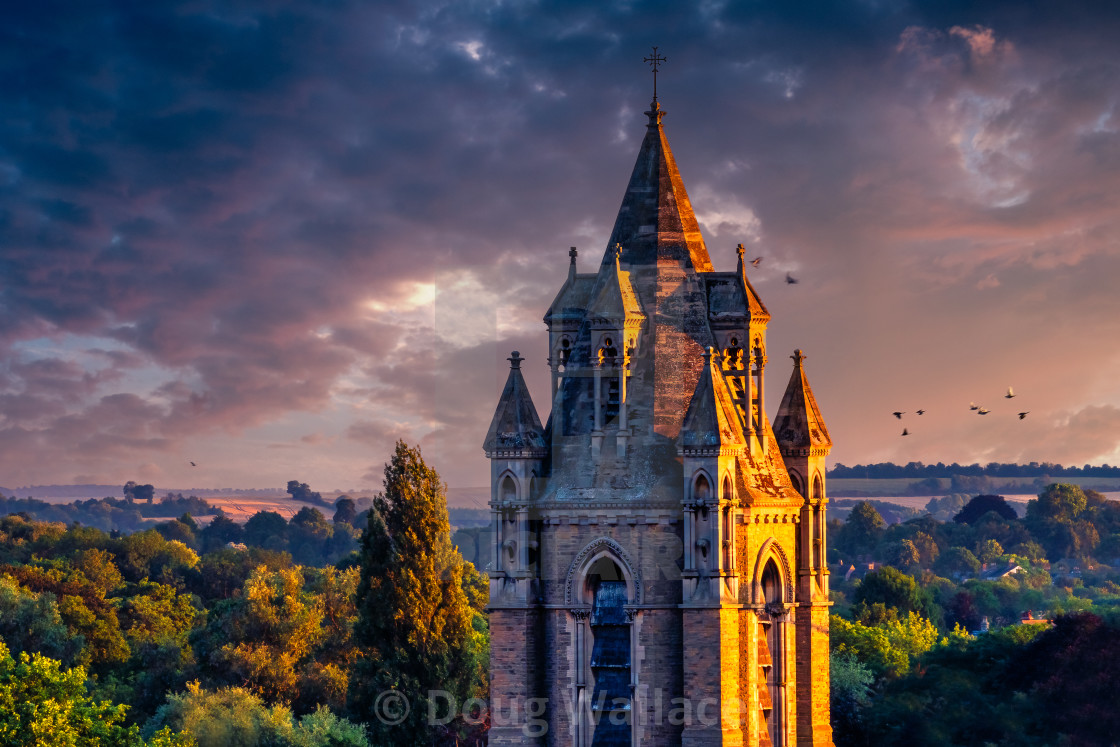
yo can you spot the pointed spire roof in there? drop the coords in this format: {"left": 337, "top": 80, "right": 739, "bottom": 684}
{"left": 483, "top": 352, "right": 547, "bottom": 457}
{"left": 586, "top": 244, "right": 645, "bottom": 325}
{"left": 601, "top": 100, "right": 714, "bottom": 272}
{"left": 678, "top": 347, "right": 746, "bottom": 455}
{"left": 773, "top": 350, "right": 832, "bottom": 456}
{"left": 735, "top": 244, "right": 770, "bottom": 322}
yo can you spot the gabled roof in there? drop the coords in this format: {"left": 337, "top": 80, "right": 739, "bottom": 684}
{"left": 599, "top": 101, "right": 714, "bottom": 273}
{"left": 773, "top": 349, "right": 832, "bottom": 455}
{"left": 678, "top": 348, "right": 746, "bottom": 455}
{"left": 483, "top": 352, "right": 547, "bottom": 457}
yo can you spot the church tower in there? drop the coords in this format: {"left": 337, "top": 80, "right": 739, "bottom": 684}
{"left": 484, "top": 84, "right": 834, "bottom": 747}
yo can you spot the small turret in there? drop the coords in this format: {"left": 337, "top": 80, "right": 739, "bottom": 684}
{"left": 484, "top": 352, "right": 547, "bottom": 605}
{"left": 678, "top": 347, "right": 744, "bottom": 604}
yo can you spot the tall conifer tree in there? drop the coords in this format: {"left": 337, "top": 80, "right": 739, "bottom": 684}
{"left": 348, "top": 441, "right": 480, "bottom": 745}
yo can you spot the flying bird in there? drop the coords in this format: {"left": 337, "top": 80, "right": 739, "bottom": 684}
{"left": 1018, "top": 412, "right": 1030, "bottom": 420}
{"left": 750, "top": 257, "right": 763, "bottom": 267}
{"left": 902, "top": 428, "right": 910, "bottom": 436}
{"left": 785, "top": 273, "right": 799, "bottom": 284}
{"left": 190, "top": 461, "right": 197, "bottom": 467}
{"left": 916, "top": 409, "right": 926, "bottom": 415}
{"left": 1005, "top": 386, "right": 1016, "bottom": 399}
{"left": 969, "top": 402, "right": 980, "bottom": 411}
{"left": 978, "top": 408, "right": 991, "bottom": 415}
{"left": 893, "top": 411, "right": 904, "bottom": 419}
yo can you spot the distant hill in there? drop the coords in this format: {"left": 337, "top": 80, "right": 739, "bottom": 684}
{"left": 2, "top": 484, "right": 292, "bottom": 501}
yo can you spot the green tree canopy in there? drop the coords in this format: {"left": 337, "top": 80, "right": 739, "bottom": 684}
{"left": 853, "top": 566, "right": 941, "bottom": 625}
{"left": 0, "top": 640, "right": 189, "bottom": 746}
{"left": 953, "top": 494, "right": 1017, "bottom": 524}
{"left": 146, "top": 682, "right": 366, "bottom": 747}
{"left": 837, "top": 501, "right": 886, "bottom": 557}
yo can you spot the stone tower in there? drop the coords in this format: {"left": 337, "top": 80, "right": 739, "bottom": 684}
{"left": 484, "top": 94, "right": 834, "bottom": 747}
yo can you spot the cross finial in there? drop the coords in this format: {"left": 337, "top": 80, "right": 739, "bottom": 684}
{"left": 644, "top": 46, "right": 667, "bottom": 103}
{"left": 508, "top": 351, "right": 524, "bottom": 369}
{"left": 569, "top": 246, "right": 578, "bottom": 264}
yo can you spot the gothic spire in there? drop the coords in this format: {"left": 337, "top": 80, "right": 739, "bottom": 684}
{"left": 678, "top": 347, "right": 746, "bottom": 455}
{"left": 483, "top": 352, "right": 547, "bottom": 457}
{"left": 600, "top": 96, "right": 714, "bottom": 273}
{"left": 773, "top": 349, "right": 832, "bottom": 456}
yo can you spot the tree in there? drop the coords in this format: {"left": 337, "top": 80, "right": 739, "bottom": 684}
{"left": 198, "top": 515, "right": 243, "bottom": 554}
{"left": 934, "top": 546, "right": 981, "bottom": 579}
{"left": 287, "top": 481, "right": 327, "bottom": 508}
{"left": 837, "top": 502, "right": 886, "bottom": 557}
{"left": 243, "top": 511, "right": 289, "bottom": 552}
{"left": 853, "top": 566, "right": 940, "bottom": 625}
{"left": 953, "top": 494, "right": 1017, "bottom": 524}
{"left": 1027, "top": 483, "right": 1088, "bottom": 522}
{"left": 1005, "top": 612, "right": 1120, "bottom": 745}
{"left": 332, "top": 498, "right": 358, "bottom": 528}
{"left": 198, "top": 567, "right": 324, "bottom": 705}
{"left": 977, "top": 539, "right": 1004, "bottom": 564}
{"left": 348, "top": 441, "right": 482, "bottom": 745}
{"left": 0, "top": 576, "right": 81, "bottom": 665}
{"left": 288, "top": 508, "right": 332, "bottom": 566}
{"left": 146, "top": 682, "right": 367, "bottom": 747}
{"left": 883, "top": 540, "right": 920, "bottom": 570}
{"left": 0, "top": 641, "right": 189, "bottom": 746}
{"left": 124, "top": 482, "right": 156, "bottom": 505}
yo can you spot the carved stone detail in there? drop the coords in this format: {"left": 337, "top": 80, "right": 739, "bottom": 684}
{"left": 564, "top": 536, "right": 643, "bottom": 606}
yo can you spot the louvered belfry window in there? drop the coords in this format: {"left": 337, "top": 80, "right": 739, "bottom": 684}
{"left": 589, "top": 577, "right": 631, "bottom": 746}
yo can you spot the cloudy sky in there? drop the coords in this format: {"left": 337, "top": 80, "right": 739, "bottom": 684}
{"left": 3, "top": 0, "right": 1120, "bottom": 493}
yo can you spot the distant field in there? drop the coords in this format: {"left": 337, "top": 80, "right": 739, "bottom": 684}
{"left": 828, "top": 478, "right": 923, "bottom": 493}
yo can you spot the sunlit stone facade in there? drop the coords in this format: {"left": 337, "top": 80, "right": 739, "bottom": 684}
{"left": 483, "top": 96, "right": 834, "bottom": 747}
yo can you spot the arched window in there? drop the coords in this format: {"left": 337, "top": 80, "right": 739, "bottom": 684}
{"left": 694, "top": 474, "right": 711, "bottom": 501}
{"left": 760, "top": 560, "right": 787, "bottom": 747}
{"left": 788, "top": 470, "right": 803, "bottom": 498}
{"left": 587, "top": 557, "right": 631, "bottom": 746}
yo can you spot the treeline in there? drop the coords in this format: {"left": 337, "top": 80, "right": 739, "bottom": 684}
{"left": 0, "top": 492, "right": 223, "bottom": 534}
{"left": 829, "top": 484, "right": 1120, "bottom": 745}
{"left": 829, "top": 460, "right": 1120, "bottom": 479}
{"left": 0, "top": 443, "right": 488, "bottom": 747}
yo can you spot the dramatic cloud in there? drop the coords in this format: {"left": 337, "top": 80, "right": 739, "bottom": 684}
{"left": 2, "top": 0, "right": 1119, "bottom": 492}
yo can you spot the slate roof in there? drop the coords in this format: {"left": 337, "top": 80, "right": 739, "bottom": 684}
{"left": 678, "top": 348, "right": 746, "bottom": 455}
{"left": 773, "top": 350, "right": 832, "bottom": 455}
{"left": 483, "top": 352, "right": 547, "bottom": 456}
{"left": 585, "top": 249, "right": 645, "bottom": 326}
{"left": 599, "top": 102, "right": 714, "bottom": 272}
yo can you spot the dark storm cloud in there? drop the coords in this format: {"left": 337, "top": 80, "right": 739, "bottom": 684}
{"left": 2, "top": 0, "right": 1119, "bottom": 487}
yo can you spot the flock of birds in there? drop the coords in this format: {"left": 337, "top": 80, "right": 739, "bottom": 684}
{"left": 893, "top": 387, "right": 1030, "bottom": 436}
{"left": 752, "top": 257, "right": 1034, "bottom": 438}
{"left": 744, "top": 254, "right": 798, "bottom": 284}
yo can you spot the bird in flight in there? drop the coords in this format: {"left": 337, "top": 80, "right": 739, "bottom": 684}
{"left": 893, "top": 411, "right": 904, "bottom": 419}
{"left": 969, "top": 402, "right": 980, "bottom": 411}
{"left": 978, "top": 407, "right": 991, "bottom": 415}
{"left": 1018, "top": 412, "right": 1029, "bottom": 420}
{"left": 916, "top": 409, "right": 926, "bottom": 415}
{"left": 190, "top": 461, "right": 197, "bottom": 467}
{"left": 1005, "top": 386, "right": 1016, "bottom": 399}
{"left": 785, "top": 273, "right": 799, "bottom": 284}
{"left": 902, "top": 428, "right": 910, "bottom": 436}
{"left": 750, "top": 257, "right": 763, "bottom": 267}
